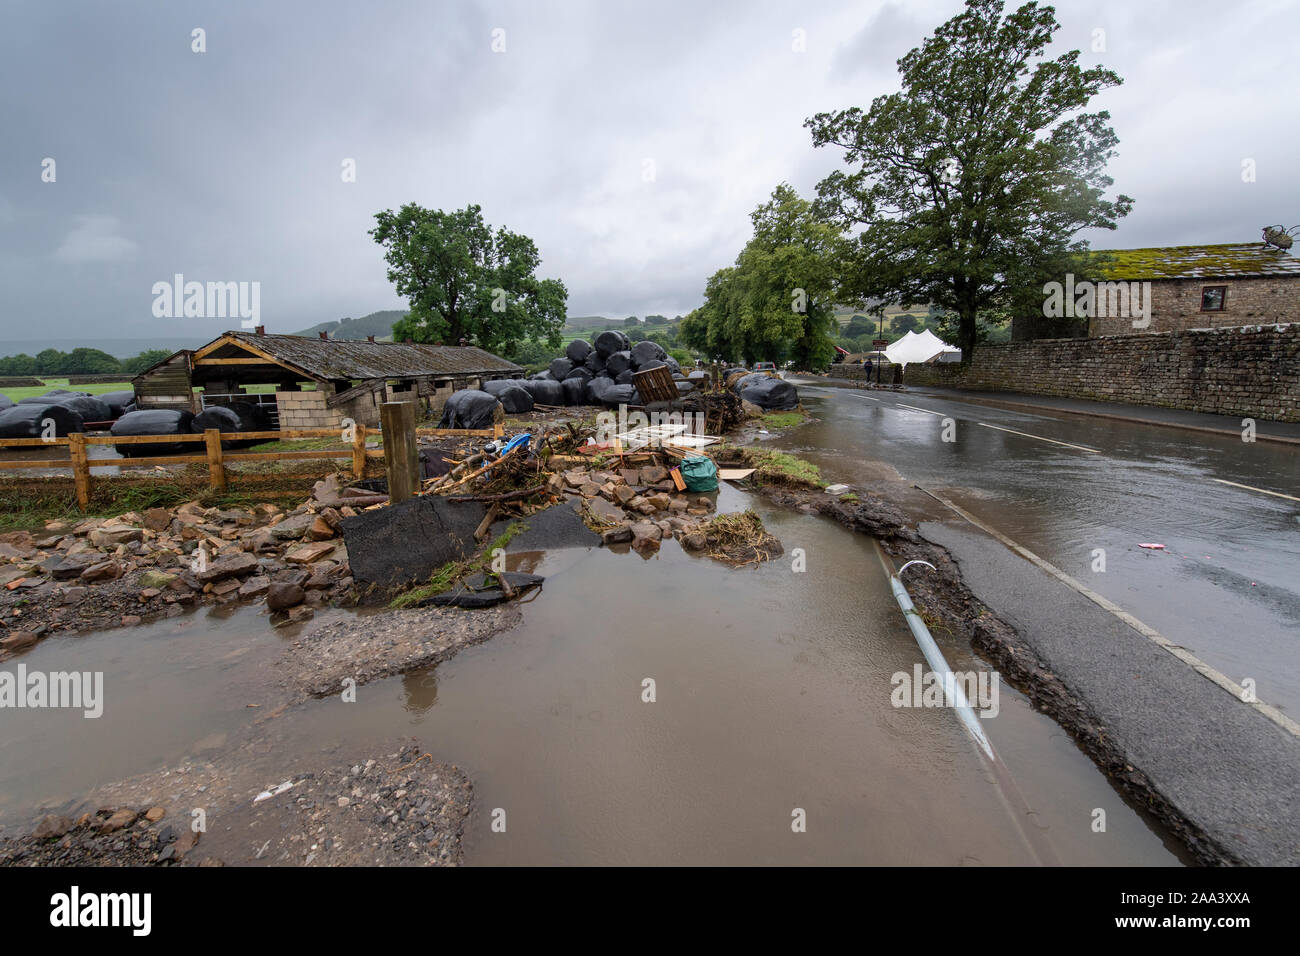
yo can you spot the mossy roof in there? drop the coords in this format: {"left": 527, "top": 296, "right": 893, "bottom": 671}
{"left": 1092, "top": 243, "right": 1300, "bottom": 280}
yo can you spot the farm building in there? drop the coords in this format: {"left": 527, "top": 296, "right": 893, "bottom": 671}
{"left": 131, "top": 328, "right": 522, "bottom": 429}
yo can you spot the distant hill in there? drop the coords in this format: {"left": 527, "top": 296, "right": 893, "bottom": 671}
{"left": 294, "top": 311, "right": 405, "bottom": 340}
{"left": 563, "top": 315, "right": 618, "bottom": 330}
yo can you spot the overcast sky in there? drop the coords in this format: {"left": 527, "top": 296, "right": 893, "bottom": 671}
{"left": 1, "top": 0, "right": 1296, "bottom": 341}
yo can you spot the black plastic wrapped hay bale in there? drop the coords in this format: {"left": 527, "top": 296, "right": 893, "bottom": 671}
{"left": 0, "top": 403, "right": 84, "bottom": 438}
{"left": 111, "top": 409, "right": 196, "bottom": 456}
{"left": 439, "top": 390, "right": 502, "bottom": 430}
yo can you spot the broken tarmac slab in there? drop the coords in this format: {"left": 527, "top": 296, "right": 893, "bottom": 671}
{"left": 488, "top": 500, "right": 600, "bottom": 552}
{"left": 417, "top": 571, "right": 545, "bottom": 608}
{"left": 342, "top": 495, "right": 488, "bottom": 590}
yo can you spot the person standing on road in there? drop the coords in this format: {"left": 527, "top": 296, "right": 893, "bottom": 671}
{"left": 865, "top": 358, "right": 874, "bottom": 379}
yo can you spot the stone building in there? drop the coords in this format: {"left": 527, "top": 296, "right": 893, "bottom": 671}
{"left": 1086, "top": 242, "right": 1300, "bottom": 336}
{"left": 1011, "top": 241, "right": 1300, "bottom": 340}
{"left": 131, "top": 328, "right": 521, "bottom": 429}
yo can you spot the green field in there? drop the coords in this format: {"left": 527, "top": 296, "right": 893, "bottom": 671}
{"left": 1, "top": 378, "right": 133, "bottom": 401}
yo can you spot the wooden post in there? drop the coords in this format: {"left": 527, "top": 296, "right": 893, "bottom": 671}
{"left": 351, "top": 423, "right": 367, "bottom": 479}
{"left": 204, "top": 429, "right": 227, "bottom": 493}
{"left": 493, "top": 422, "right": 504, "bottom": 439}
{"left": 380, "top": 401, "right": 418, "bottom": 505}
{"left": 68, "top": 432, "right": 91, "bottom": 510}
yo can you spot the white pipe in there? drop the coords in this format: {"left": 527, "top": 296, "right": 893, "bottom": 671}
{"left": 888, "top": 568, "right": 996, "bottom": 761}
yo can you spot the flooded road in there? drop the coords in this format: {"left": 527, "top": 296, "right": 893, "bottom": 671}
{"left": 782, "top": 383, "right": 1300, "bottom": 717}
{"left": 0, "top": 477, "right": 1186, "bottom": 864}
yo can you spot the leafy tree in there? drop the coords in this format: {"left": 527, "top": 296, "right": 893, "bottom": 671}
{"left": 500, "top": 338, "right": 560, "bottom": 372}
{"left": 61, "top": 348, "right": 122, "bottom": 375}
{"left": 35, "top": 349, "right": 66, "bottom": 374}
{"left": 843, "top": 316, "right": 876, "bottom": 339}
{"left": 687, "top": 184, "right": 846, "bottom": 367}
{"left": 623, "top": 315, "right": 640, "bottom": 327}
{"left": 644, "top": 314, "right": 668, "bottom": 326}
{"left": 120, "top": 348, "right": 173, "bottom": 376}
{"left": 371, "top": 203, "right": 567, "bottom": 353}
{"left": 668, "top": 348, "right": 694, "bottom": 367}
{"left": 0, "top": 353, "right": 38, "bottom": 376}
{"left": 892, "top": 314, "right": 921, "bottom": 335}
{"left": 806, "top": 0, "right": 1132, "bottom": 360}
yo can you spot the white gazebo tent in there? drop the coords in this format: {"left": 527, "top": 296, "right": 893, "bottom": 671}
{"left": 884, "top": 329, "right": 961, "bottom": 366}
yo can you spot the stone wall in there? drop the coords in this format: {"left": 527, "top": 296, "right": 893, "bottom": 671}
{"left": 901, "top": 323, "right": 1299, "bottom": 422}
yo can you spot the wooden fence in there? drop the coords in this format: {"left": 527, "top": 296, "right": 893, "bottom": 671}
{"left": 0, "top": 422, "right": 503, "bottom": 509}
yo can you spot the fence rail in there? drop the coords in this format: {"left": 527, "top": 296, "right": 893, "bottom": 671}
{"left": 2, "top": 421, "right": 506, "bottom": 509}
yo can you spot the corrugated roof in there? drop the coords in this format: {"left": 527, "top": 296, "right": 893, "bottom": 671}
{"left": 1094, "top": 243, "right": 1300, "bottom": 280}
{"left": 217, "top": 331, "right": 522, "bottom": 379}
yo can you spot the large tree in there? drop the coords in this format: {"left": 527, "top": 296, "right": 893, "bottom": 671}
{"left": 806, "top": 0, "right": 1132, "bottom": 360}
{"left": 370, "top": 203, "right": 567, "bottom": 352}
{"left": 682, "top": 184, "right": 845, "bottom": 368}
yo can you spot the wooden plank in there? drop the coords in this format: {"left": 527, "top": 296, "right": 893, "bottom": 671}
{"left": 84, "top": 433, "right": 204, "bottom": 445}
{"left": 352, "top": 423, "right": 367, "bottom": 478}
{"left": 718, "top": 468, "right": 756, "bottom": 481}
{"left": 415, "top": 427, "right": 499, "bottom": 438}
{"left": 0, "top": 437, "right": 70, "bottom": 448}
{"left": 381, "top": 401, "right": 419, "bottom": 505}
{"left": 68, "top": 433, "right": 90, "bottom": 509}
{"left": 192, "top": 357, "right": 271, "bottom": 365}
{"left": 204, "top": 428, "right": 227, "bottom": 492}
{"left": 221, "top": 450, "right": 355, "bottom": 462}
{"left": 0, "top": 459, "right": 74, "bottom": 471}
{"left": 95, "top": 455, "right": 208, "bottom": 467}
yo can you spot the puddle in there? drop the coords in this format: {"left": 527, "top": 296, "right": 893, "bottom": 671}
{"left": 0, "top": 485, "right": 1187, "bottom": 864}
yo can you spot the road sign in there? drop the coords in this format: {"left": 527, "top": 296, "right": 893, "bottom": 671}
{"left": 872, "top": 339, "right": 888, "bottom": 348}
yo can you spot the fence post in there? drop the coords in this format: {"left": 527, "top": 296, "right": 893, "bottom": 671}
{"left": 68, "top": 432, "right": 91, "bottom": 510}
{"left": 204, "top": 428, "right": 227, "bottom": 493}
{"left": 352, "top": 423, "right": 367, "bottom": 479}
{"left": 380, "top": 402, "right": 418, "bottom": 505}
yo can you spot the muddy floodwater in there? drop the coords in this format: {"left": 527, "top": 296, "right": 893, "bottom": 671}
{"left": 0, "top": 479, "right": 1187, "bottom": 865}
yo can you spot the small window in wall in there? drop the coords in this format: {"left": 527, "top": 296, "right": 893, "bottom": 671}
{"left": 1200, "top": 286, "right": 1227, "bottom": 311}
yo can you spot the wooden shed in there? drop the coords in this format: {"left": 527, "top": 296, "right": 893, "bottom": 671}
{"left": 131, "top": 329, "right": 523, "bottom": 429}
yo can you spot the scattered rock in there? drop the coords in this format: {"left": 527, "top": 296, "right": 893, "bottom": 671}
{"left": 266, "top": 582, "right": 305, "bottom": 611}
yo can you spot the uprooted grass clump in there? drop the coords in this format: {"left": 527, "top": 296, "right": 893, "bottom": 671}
{"left": 713, "top": 446, "right": 824, "bottom": 489}
{"left": 760, "top": 410, "right": 807, "bottom": 429}
{"left": 388, "top": 522, "right": 527, "bottom": 609}
{"left": 701, "top": 509, "right": 783, "bottom": 567}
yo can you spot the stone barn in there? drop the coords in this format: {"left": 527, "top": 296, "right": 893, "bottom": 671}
{"left": 131, "top": 328, "right": 522, "bottom": 429}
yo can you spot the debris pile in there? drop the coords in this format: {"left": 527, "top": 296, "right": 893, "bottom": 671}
{"left": 0, "top": 475, "right": 381, "bottom": 656}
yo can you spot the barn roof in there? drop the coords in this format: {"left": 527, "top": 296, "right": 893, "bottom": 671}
{"left": 193, "top": 331, "right": 522, "bottom": 381}
{"left": 1095, "top": 243, "right": 1300, "bottom": 281}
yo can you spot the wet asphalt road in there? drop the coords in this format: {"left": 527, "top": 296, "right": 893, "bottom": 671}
{"left": 779, "top": 382, "right": 1300, "bottom": 718}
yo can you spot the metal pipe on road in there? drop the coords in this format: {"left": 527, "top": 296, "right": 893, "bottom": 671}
{"left": 885, "top": 556, "right": 996, "bottom": 760}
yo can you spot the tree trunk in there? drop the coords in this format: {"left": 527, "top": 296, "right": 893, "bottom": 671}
{"left": 958, "top": 307, "right": 978, "bottom": 364}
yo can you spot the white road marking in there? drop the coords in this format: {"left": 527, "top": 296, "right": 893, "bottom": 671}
{"left": 976, "top": 421, "right": 1100, "bottom": 454}
{"left": 918, "top": 486, "right": 1300, "bottom": 740}
{"left": 1211, "top": 479, "right": 1300, "bottom": 503}
{"left": 858, "top": 394, "right": 880, "bottom": 402}
{"left": 895, "top": 402, "right": 944, "bottom": 416}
